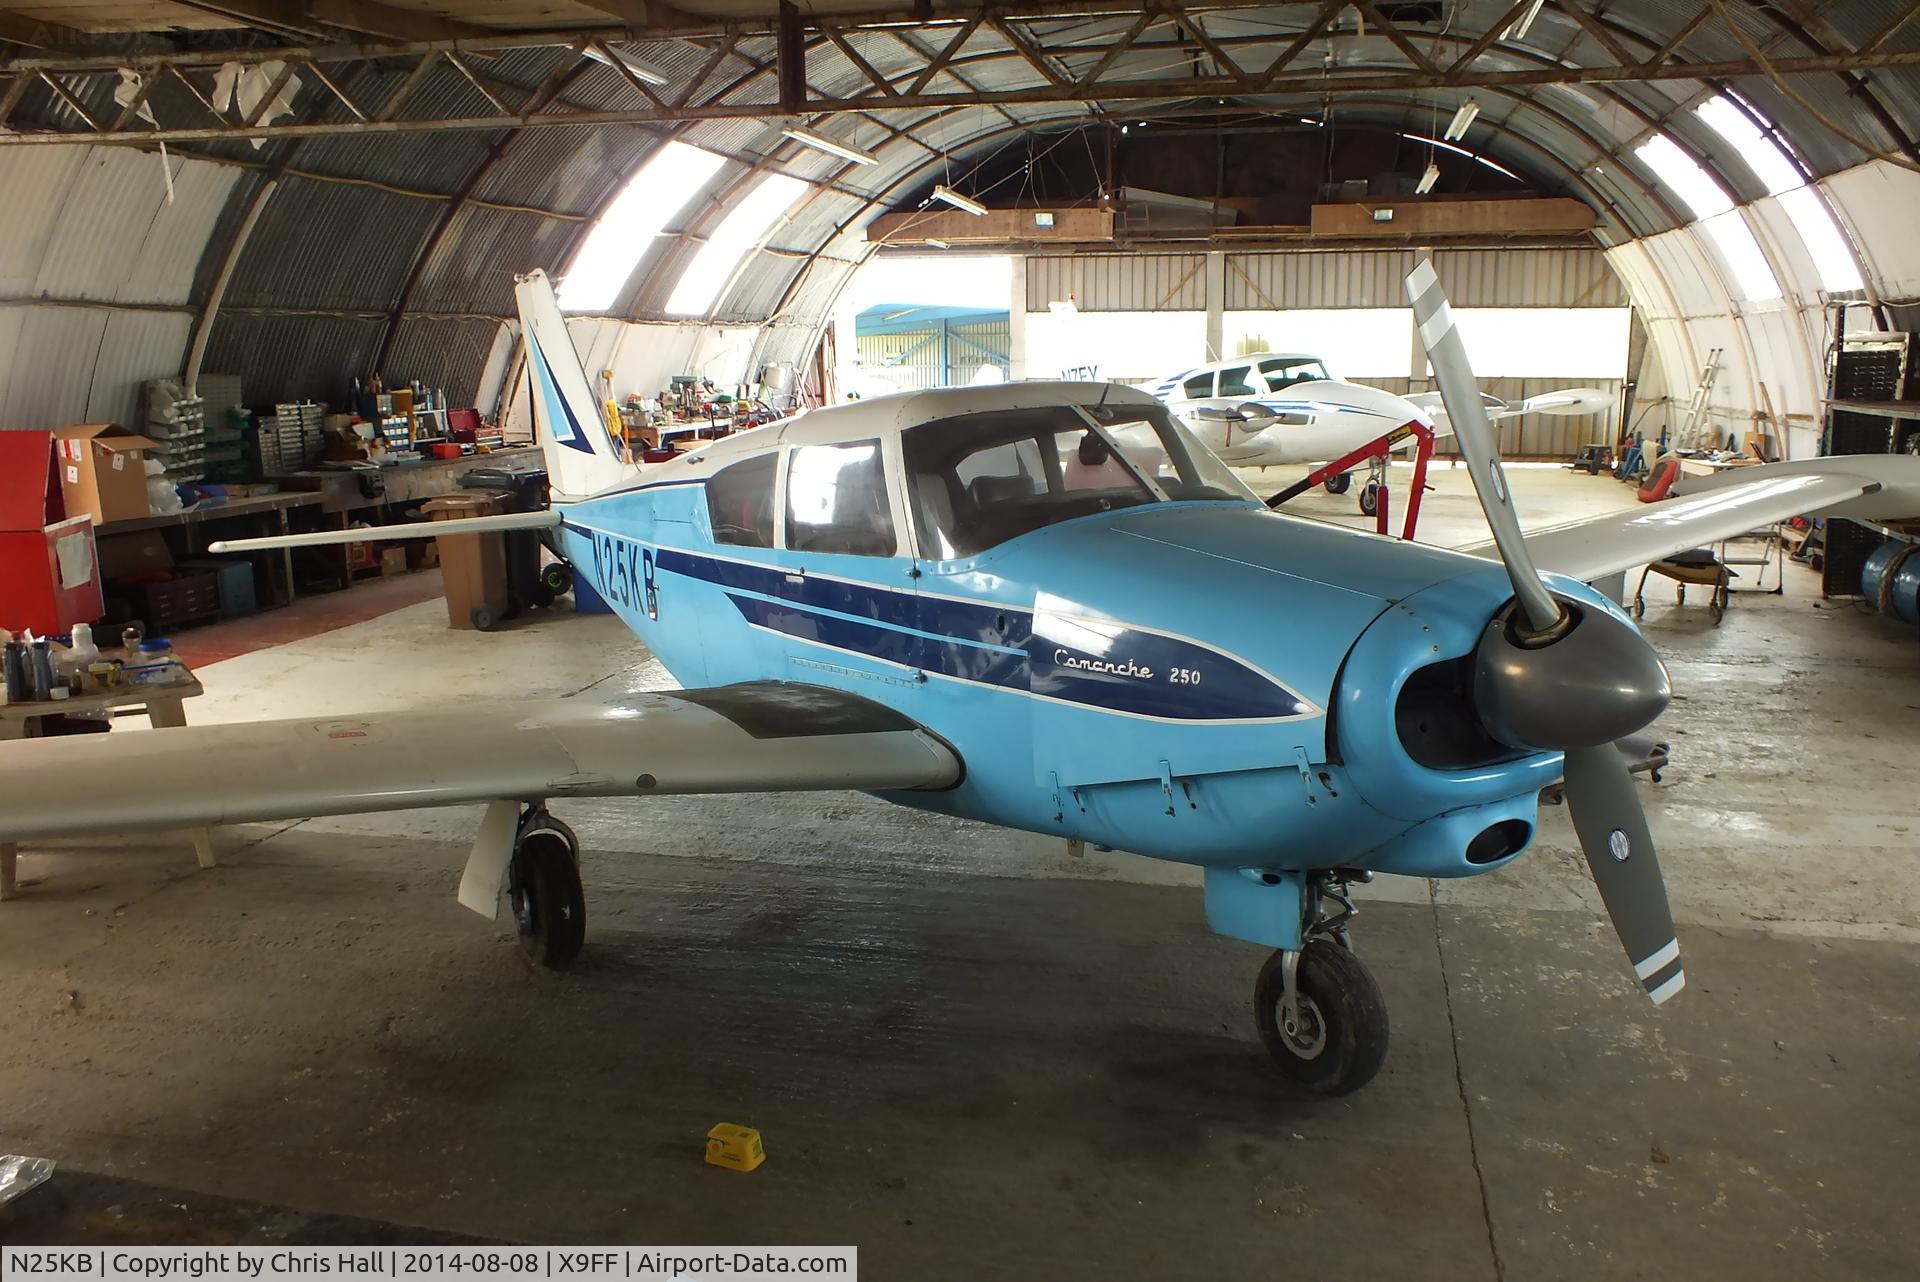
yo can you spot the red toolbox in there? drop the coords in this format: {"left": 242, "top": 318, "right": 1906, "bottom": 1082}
{"left": 0, "top": 431, "right": 103, "bottom": 635}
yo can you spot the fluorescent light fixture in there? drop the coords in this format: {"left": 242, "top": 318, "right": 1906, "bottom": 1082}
{"left": 925, "top": 238, "right": 951, "bottom": 249}
{"left": 932, "top": 184, "right": 988, "bottom": 216}
{"left": 1415, "top": 162, "right": 1440, "bottom": 194}
{"left": 781, "top": 123, "right": 878, "bottom": 166}
{"left": 1504, "top": 0, "right": 1546, "bottom": 40}
{"left": 557, "top": 141, "right": 724, "bottom": 312}
{"left": 583, "top": 44, "right": 669, "bottom": 86}
{"left": 1444, "top": 99, "right": 1480, "bottom": 141}
{"left": 665, "top": 172, "right": 807, "bottom": 316}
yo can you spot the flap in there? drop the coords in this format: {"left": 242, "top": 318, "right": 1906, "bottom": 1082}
{"left": 0, "top": 682, "right": 960, "bottom": 842}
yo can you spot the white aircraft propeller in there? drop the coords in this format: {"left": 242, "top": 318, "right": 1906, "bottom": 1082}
{"left": 1405, "top": 262, "right": 1684, "bottom": 1006}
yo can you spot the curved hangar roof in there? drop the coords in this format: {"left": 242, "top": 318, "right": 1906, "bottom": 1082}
{"left": 0, "top": 1, "right": 1915, "bottom": 416}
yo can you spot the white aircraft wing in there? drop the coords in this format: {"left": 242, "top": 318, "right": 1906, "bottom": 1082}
{"left": 1456, "top": 458, "right": 1920, "bottom": 583}
{"left": 0, "top": 683, "right": 959, "bottom": 843}
{"left": 1406, "top": 387, "right": 1608, "bottom": 423}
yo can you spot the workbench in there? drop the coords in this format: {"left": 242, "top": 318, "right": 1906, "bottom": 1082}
{"left": 278, "top": 447, "right": 543, "bottom": 514}
{"left": 94, "top": 491, "right": 328, "bottom": 609}
{"left": 0, "top": 668, "right": 214, "bottom": 900}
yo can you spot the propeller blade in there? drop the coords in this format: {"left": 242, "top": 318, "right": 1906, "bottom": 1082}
{"left": 1405, "top": 261, "right": 1560, "bottom": 634}
{"left": 1562, "top": 743, "right": 1684, "bottom": 1005}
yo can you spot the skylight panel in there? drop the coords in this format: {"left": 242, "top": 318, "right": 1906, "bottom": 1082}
{"left": 665, "top": 173, "right": 807, "bottom": 317}
{"left": 1634, "top": 134, "right": 1732, "bottom": 219}
{"left": 1695, "top": 97, "right": 1801, "bottom": 195}
{"left": 1779, "top": 187, "right": 1865, "bottom": 292}
{"left": 1701, "top": 210, "right": 1782, "bottom": 301}
{"left": 557, "top": 142, "right": 725, "bottom": 312}
{"left": 1696, "top": 95, "right": 1863, "bottom": 292}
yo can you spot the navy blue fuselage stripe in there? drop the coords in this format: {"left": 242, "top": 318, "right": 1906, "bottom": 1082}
{"left": 589, "top": 533, "right": 1307, "bottom": 721}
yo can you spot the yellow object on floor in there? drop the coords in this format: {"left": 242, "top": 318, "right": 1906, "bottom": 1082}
{"left": 704, "top": 1123, "right": 766, "bottom": 1172}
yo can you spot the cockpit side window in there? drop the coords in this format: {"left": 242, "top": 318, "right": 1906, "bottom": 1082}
{"left": 1217, "top": 366, "right": 1256, "bottom": 397}
{"left": 784, "top": 440, "right": 897, "bottom": 557}
{"left": 705, "top": 452, "right": 778, "bottom": 548}
{"left": 1181, "top": 372, "right": 1215, "bottom": 398}
{"left": 1257, "top": 356, "right": 1331, "bottom": 390}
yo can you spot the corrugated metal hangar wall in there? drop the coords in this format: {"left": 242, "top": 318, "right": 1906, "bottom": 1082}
{"left": 2, "top": 1, "right": 1918, "bottom": 468}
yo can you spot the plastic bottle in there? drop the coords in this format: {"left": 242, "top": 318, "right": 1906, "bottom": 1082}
{"left": 68, "top": 622, "right": 100, "bottom": 669}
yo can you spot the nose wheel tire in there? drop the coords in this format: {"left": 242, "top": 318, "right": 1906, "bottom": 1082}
{"left": 1255, "top": 940, "right": 1389, "bottom": 1095}
{"left": 1357, "top": 481, "right": 1382, "bottom": 517}
{"left": 508, "top": 825, "right": 585, "bottom": 970}
{"left": 1323, "top": 471, "right": 1353, "bottom": 495}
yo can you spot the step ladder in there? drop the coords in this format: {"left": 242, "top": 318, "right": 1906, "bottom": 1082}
{"left": 1676, "top": 349, "right": 1723, "bottom": 450}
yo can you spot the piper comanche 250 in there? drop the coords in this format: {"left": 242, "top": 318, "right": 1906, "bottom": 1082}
{"left": 1151, "top": 350, "right": 1610, "bottom": 515}
{"left": 5, "top": 265, "right": 1916, "bottom": 1097}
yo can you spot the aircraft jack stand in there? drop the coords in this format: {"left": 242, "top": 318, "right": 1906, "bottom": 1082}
{"left": 508, "top": 804, "right": 586, "bottom": 970}
{"left": 1253, "top": 872, "right": 1389, "bottom": 1096}
{"left": 1267, "top": 420, "right": 1436, "bottom": 541}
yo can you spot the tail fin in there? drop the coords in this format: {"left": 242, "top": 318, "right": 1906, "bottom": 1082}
{"left": 515, "top": 269, "right": 635, "bottom": 499}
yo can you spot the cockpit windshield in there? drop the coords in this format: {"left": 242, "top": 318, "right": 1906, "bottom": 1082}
{"left": 901, "top": 402, "right": 1258, "bottom": 559}
{"left": 1257, "top": 356, "right": 1331, "bottom": 390}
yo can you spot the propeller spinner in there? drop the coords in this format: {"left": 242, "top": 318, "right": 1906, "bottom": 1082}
{"left": 1405, "top": 261, "right": 1685, "bottom": 1005}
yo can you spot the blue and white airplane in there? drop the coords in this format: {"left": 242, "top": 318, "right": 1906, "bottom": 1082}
{"left": 5, "top": 266, "right": 1916, "bottom": 1096}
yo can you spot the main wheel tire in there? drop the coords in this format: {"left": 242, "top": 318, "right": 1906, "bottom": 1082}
{"left": 541, "top": 563, "right": 575, "bottom": 598}
{"left": 1254, "top": 940, "right": 1389, "bottom": 1095}
{"left": 1357, "top": 481, "right": 1381, "bottom": 517}
{"left": 1323, "top": 471, "right": 1353, "bottom": 495}
{"left": 508, "top": 833, "right": 585, "bottom": 970}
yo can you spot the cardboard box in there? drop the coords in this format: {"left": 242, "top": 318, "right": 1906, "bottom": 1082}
{"left": 53, "top": 424, "right": 159, "bottom": 524}
{"left": 379, "top": 547, "right": 409, "bottom": 577}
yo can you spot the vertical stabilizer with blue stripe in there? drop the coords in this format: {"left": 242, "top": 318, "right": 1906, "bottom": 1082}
{"left": 514, "top": 269, "right": 635, "bottom": 498}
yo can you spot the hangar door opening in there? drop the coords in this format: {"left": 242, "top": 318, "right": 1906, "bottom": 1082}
{"left": 834, "top": 255, "right": 1013, "bottom": 397}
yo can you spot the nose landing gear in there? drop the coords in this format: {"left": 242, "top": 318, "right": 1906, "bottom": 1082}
{"left": 1255, "top": 873, "right": 1388, "bottom": 1095}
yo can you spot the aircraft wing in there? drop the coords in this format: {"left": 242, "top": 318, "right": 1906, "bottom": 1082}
{"left": 0, "top": 682, "right": 959, "bottom": 843}
{"left": 1406, "top": 387, "right": 1608, "bottom": 423}
{"left": 1455, "top": 458, "right": 1920, "bottom": 583}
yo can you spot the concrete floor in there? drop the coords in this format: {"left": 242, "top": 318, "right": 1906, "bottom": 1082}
{"left": 2, "top": 464, "right": 1916, "bottom": 1278}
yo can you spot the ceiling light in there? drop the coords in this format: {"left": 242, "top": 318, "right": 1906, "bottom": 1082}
{"left": 1415, "top": 162, "right": 1440, "bottom": 194}
{"left": 781, "top": 124, "right": 878, "bottom": 166}
{"left": 1444, "top": 99, "right": 1480, "bottom": 141}
{"left": 1504, "top": 0, "right": 1546, "bottom": 41}
{"left": 925, "top": 238, "right": 951, "bottom": 249}
{"left": 932, "top": 184, "right": 988, "bottom": 216}
{"left": 584, "top": 44, "right": 669, "bottom": 86}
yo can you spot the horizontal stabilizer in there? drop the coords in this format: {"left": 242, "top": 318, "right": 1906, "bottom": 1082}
{"left": 208, "top": 509, "right": 560, "bottom": 553}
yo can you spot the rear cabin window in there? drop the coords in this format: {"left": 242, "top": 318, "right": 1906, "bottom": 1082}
{"left": 705, "top": 453, "right": 777, "bottom": 547}
{"left": 784, "top": 440, "right": 897, "bottom": 556}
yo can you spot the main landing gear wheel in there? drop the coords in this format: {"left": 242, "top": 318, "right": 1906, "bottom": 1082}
{"left": 1323, "top": 471, "right": 1353, "bottom": 495}
{"left": 1357, "top": 481, "right": 1382, "bottom": 518}
{"left": 1255, "top": 940, "right": 1389, "bottom": 1095}
{"left": 509, "top": 813, "right": 584, "bottom": 970}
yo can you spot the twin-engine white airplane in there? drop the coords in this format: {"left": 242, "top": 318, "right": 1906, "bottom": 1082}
{"left": 2, "top": 266, "right": 1915, "bottom": 1098}
{"left": 1151, "top": 352, "right": 1609, "bottom": 509}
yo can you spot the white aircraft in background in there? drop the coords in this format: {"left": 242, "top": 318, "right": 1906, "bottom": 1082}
{"left": 1151, "top": 353, "right": 1610, "bottom": 511}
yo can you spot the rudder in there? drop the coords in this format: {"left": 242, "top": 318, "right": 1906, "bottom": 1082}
{"left": 515, "top": 269, "right": 634, "bottom": 498}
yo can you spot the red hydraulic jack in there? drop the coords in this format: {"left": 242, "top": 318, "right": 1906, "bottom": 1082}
{"left": 1264, "top": 419, "right": 1437, "bottom": 541}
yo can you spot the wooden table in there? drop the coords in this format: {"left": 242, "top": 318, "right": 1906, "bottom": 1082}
{"left": 0, "top": 669, "right": 215, "bottom": 900}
